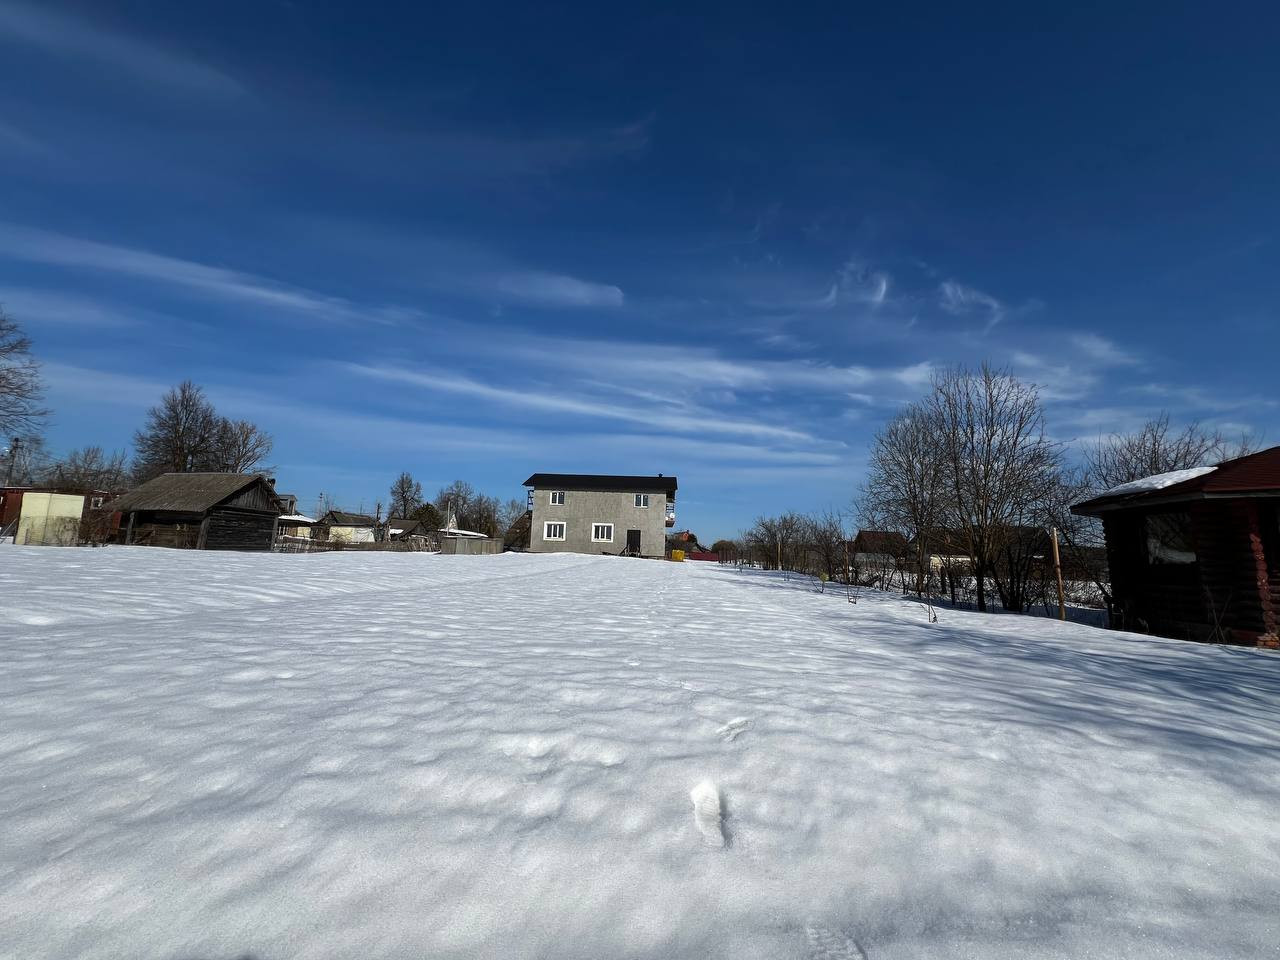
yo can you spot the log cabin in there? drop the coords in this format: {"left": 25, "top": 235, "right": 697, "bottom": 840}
{"left": 108, "top": 473, "right": 283, "bottom": 551}
{"left": 1072, "top": 447, "right": 1280, "bottom": 647}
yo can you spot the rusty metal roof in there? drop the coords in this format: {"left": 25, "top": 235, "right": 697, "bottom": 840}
{"left": 1073, "top": 446, "right": 1280, "bottom": 515}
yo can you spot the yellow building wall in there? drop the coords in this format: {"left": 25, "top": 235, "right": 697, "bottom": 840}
{"left": 329, "top": 525, "right": 374, "bottom": 544}
{"left": 17, "top": 493, "right": 85, "bottom": 546}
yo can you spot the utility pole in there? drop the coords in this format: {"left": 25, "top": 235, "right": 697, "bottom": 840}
{"left": 1051, "top": 526, "right": 1066, "bottom": 621}
{"left": 4, "top": 436, "right": 21, "bottom": 487}
{"left": 844, "top": 537, "right": 855, "bottom": 604}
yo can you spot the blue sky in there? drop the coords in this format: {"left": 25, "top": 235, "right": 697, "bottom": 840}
{"left": 1, "top": 2, "right": 1276, "bottom": 539}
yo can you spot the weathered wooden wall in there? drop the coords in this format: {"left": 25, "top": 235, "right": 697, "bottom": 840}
{"left": 130, "top": 517, "right": 200, "bottom": 549}
{"left": 204, "top": 507, "right": 276, "bottom": 551}
{"left": 224, "top": 481, "right": 283, "bottom": 513}
{"left": 124, "top": 507, "right": 275, "bottom": 551}
{"left": 1105, "top": 502, "right": 1276, "bottom": 645}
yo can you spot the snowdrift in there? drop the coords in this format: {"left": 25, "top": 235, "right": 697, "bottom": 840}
{"left": 2, "top": 548, "right": 1277, "bottom": 959}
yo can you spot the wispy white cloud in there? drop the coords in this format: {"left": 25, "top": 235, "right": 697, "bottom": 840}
{"left": 0, "top": 287, "right": 140, "bottom": 327}
{"left": 1071, "top": 332, "right": 1140, "bottom": 367}
{"left": 206, "top": 376, "right": 852, "bottom": 472}
{"left": 494, "top": 332, "right": 932, "bottom": 398}
{"left": 0, "top": 223, "right": 409, "bottom": 325}
{"left": 1133, "top": 382, "right": 1279, "bottom": 414}
{"left": 832, "top": 257, "right": 890, "bottom": 307}
{"left": 758, "top": 256, "right": 892, "bottom": 314}
{"left": 345, "top": 363, "right": 821, "bottom": 444}
{"left": 1010, "top": 350, "right": 1097, "bottom": 402}
{"left": 495, "top": 270, "right": 624, "bottom": 308}
{"left": 938, "top": 279, "right": 1004, "bottom": 332}
{"left": 0, "top": 1, "right": 244, "bottom": 96}
{"left": 40, "top": 361, "right": 169, "bottom": 409}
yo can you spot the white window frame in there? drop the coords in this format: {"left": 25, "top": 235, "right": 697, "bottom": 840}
{"left": 634, "top": 493, "right": 649, "bottom": 508}
{"left": 592, "top": 523, "right": 614, "bottom": 543}
{"left": 549, "top": 491, "right": 566, "bottom": 505}
{"left": 543, "top": 521, "right": 566, "bottom": 541}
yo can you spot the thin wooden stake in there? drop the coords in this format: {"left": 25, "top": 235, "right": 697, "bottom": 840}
{"left": 1051, "top": 526, "right": 1066, "bottom": 621}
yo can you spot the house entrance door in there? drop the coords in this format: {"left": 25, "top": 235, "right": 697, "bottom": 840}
{"left": 626, "top": 529, "right": 642, "bottom": 555}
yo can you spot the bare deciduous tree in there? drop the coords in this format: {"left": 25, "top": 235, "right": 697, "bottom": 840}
{"left": 0, "top": 308, "right": 46, "bottom": 439}
{"left": 1085, "top": 413, "right": 1256, "bottom": 490}
{"left": 499, "top": 497, "right": 527, "bottom": 532}
{"left": 211, "top": 419, "right": 274, "bottom": 474}
{"left": 133, "top": 381, "right": 220, "bottom": 481}
{"left": 744, "top": 512, "right": 807, "bottom": 572}
{"left": 46, "top": 446, "right": 130, "bottom": 489}
{"left": 434, "top": 480, "right": 503, "bottom": 535}
{"left": 805, "top": 508, "right": 850, "bottom": 582}
{"left": 390, "top": 472, "right": 423, "bottom": 519}
{"left": 3, "top": 434, "right": 49, "bottom": 486}
{"left": 468, "top": 493, "right": 501, "bottom": 537}
{"left": 133, "top": 382, "right": 273, "bottom": 481}
{"left": 926, "top": 364, "right": 1060, "bottom": 612}
{"left": 711, "top": 539, "right": 739, "bottom": 560}
{"left": 860, "top": 402, "right": 947, "bottom": 594}
{"left": 435, "top": 480, "right": 476, "bottom": 526}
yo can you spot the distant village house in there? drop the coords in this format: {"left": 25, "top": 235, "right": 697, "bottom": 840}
{"left": 316, "top": 510, "right": 376, "bottom": 544}
{"left": 524, "top": 473, "right": 676, "bottom": 558}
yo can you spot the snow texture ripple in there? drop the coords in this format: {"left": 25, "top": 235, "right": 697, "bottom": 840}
{"left": 2, "top": 547, "right": 1279, "bottom": 959}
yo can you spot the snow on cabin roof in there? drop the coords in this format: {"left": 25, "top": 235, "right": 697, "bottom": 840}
{"left": 1100, "top": 466, "right": 1218, "bottom": 498}
{"left": 1072, "top": 446, "right": 1280, "bottom": 516}
{"left": 440, "top": 527, "right": 490, "bottom": 538}
{"left": 278, "top": 514, "right": 316, "bottom": 524}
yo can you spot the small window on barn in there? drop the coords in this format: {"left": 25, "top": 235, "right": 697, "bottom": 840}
{"left": 549, "top": 491, "right": 566, "bottom": 505}
{"left": 544, "top": 522, "right": 566, "bottom": 541}
{"left": 90, "top": 497, "right": 103, "bottom": 508}
{"left": 635, "top": 493, "right": 649, "bottom": 507}
{"left": 1145, "top": 512, "right": 1197, "bottom": 565}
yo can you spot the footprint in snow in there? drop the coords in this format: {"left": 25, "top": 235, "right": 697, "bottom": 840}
{"left": 802, "top": 923, "right": 870, "bottom": 960}
{"left": 716, "top": 717, "right": 751, "bottom": 742}
{"left": 689, "top": 779, "right": 725, "bottom": 847}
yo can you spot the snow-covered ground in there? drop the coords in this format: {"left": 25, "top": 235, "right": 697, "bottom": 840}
{"left": 2, "top": 548, "right": 1278, "bottom": 960}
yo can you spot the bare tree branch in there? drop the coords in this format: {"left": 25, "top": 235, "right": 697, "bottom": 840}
{"left": 0, "top": 307, "right": 47, "bottom": 438}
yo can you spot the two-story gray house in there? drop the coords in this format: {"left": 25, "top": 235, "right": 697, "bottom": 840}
{"left": 523, "top": 473, "right": 677, "bottom": 558}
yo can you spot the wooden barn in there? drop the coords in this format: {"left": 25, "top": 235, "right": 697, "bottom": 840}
{"left": 108, "top": 473, "right": 283, "bottom": 551}
{"left": 1072, "top": 447, "right": 1280, "bottom": 648}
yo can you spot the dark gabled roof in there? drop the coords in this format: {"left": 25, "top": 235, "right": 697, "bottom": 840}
{"left": 321, "top": 510, "right": 376, "bottom": 526}
{"left": 523, "top": 473, "right": 677, "bottom": 495}
{"left": 852, "top": 530, "right": 909, "bottom": 555}
{"left": 1072, "top": 446, "right": 1280, "bottom": 516}
{"left": 107, "top": 473, "right": 278, "bottom": 514}
{"left": 386, "top": 517, "right": 428, "bottom": 534}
